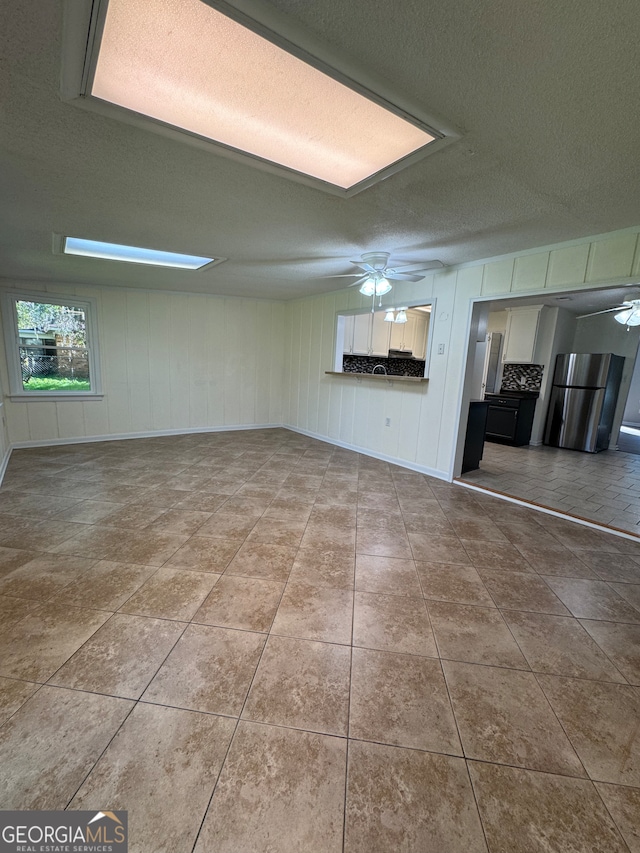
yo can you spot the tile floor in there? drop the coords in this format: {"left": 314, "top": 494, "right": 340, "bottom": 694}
{"left": 461, "top": 440, "right": 640, "bottom": 535}
{"left": 0, "top": 428, "right": 639, "bottom": 852}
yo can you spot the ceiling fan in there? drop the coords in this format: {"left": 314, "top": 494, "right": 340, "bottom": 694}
{"left": 330, "top": 252, "right": 444, "bottom": 298}
{"left": 578, "top": 298, "right": 640, "bottom": 328}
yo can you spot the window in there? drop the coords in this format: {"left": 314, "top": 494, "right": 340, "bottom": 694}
{"left": 1, "top": 293, "right": 102, "bottom": 399}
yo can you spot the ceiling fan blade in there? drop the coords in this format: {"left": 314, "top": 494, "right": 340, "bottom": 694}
{"left": 325, "top": 273, "right": 365, "bottom": 278}
{"left": 347, "top": 275, "right": 371, "bottom": 288}
{"left": 387, "top": 272, "right": 424, "bottom": 282}
{"left": 576, "top": 305, "right": 631, "bottom": 319}
{"left": 392, "top": 261, "right": 445, "bottom": 272}
{"left": 349, "top": 261, "right": 377, "bottom": 273}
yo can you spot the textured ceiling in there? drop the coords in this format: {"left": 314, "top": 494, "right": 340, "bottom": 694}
{"left": 1, "top": 0, "right": 639, "bottom": 299}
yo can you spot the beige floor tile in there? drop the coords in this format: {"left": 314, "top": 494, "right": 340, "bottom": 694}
{"left": 416, "top": 561, "right": 495, "bottom": 606}
{"left": 355, "top": 527, "right": 412, "bottom": 559}
{"left": 224, "top": 541, "right": 297, "bottom": 581}
{"left": 0, "top": 685, "right": 132, "bottom": 809}
{"left": 611, "top": 581, "right": 640, "bottom": 611}
{"left": 196, "top": 721, "right": 346, "bottom": 853}
{"left": 0, "top": 601, "right": 110, "bottom": 681}
{"left": 146, "top": 508, "right": 213, "bottom": 536}
{"left": 288, "top": 547, "right": 355, "bottom": 589}
{"left": 345, "top": 740, "right": 487, "bottom": 853}
{"left": 595, "top": 782, "right": 640, "bottom": 853}
{"left": 0, "top": 677, "right": 39, "bottom": 725}
{"left": 119, "top": 567, "right": 219, "bottom": 621}
{"left": 309, "top": 505, "right": 357, "bottom": 528}
{"left": 479, "top": 569, "right": 571, "bottom": 615}
{"left": 443, "top": 660, "right": 585, "bottom": 776}
{"left": 193, "top": 575, "right": 284, "bottom": 632}
{"left": 353, "top": 590, "right": 437, "bottom": 656}
{"left": 496, "top": 520, "right": 564, "bottom": 548}
{"left": 271, "top": 582, "right": 353, "bottom": 644}
{"left": 350, "top": 648, "right": 461, "bottom": 753}
{"left": 246, "top": 518, "right": 307, "bottom": 547}
{"left": 401, "top": 514, "right": 455, "bottom": 536}
{"left": 164, "top": 536, "right": 242, "bottom": 572}
{"left": 469, "top": 761, "right": 628, "bottom": 853}
{"left": 0, "top": 546, "right": 40, "bottom": 577}
{"left": 408, "top": 533, "right": 470, "bottom": 564}
{"left": 50, "top": 559, "right": 156, "bottom": 610}
{"left": 0, "top": 594, "right": 41, "bottom": 635}
{"left": 429, "top": 600, "right": 529, "bottom": 668}
{"left": 577, "top": 550, "right": 640, "bottom": 583}
{"left": 143, "top": 623, "right": 265, "bottom": 715}
{"left": 355, "top": 553, "right": 422, "bottom": 597}
{"left": 49, "top": 614, "right": 185, "bottom": 698}
{"left": 71, "top": 702, "right": 235, "bottom": 853}
{"left": 196, "top": 512, "right": 257, "bottom": 539}
{"left": 462, "top": 539, "right": 534, "bottom": 571}
{"left": 450, "top": 517, "right": 509, "bottom": 542}
{"left": 537, "top": 674, "right": 640, "bottom": 786}
{"left": 0, "top": 516, "right": 87, "bottom": 552}
{"left": 53, "top": 525, "right": 189, "bottom": 566}
{"left": 174, "top": 492, "right": 229, "bottom": 512}
{"left": 242, "top": 635, "right": 350, "bottom": 735}
{"left": 0, "top": 554, "right": 96, "bottom": 601}
{"left": 580, "top": 619, "right": 640, "bottom": 685}
{"left": 504, "top": 610, "right": 626, "bottom": 682}
{"left": 54, "top": 499, "right": 123, "bottom": 523}
{"left": 544, "top": 577, "right": 640, "bottom": 622}
{"left": 97, "top": 504, "right": 168, "bottom": 529}
{"left": 302, "top": 523, "right": 357, "bottom": 551}
{"left": 515, "top": 543, "right": 597, "bottom": 577}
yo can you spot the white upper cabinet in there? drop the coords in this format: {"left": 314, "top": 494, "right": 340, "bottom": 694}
{"left": 502, "top": 306, "right": 542, "bottom": 363}
{"left": 371, "top": 311, "right": 391, "bottom": 356}
{"left": 352, "top": 313, "right": 371, "bottom": 354}
{"left": 342, "top": 315, "right": 355, "bottom": 353}
{"left": 390, "top": 310, "right": 429, "bottom": 357}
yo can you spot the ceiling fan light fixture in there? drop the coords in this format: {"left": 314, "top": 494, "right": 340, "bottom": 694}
{"left": 614, "top": 309, "right": 633, "bottom": 325}
{"left": 375, "top": 277, "right": 392, "bottom": 296}
{"left": 359, "top": 279, "right": 376, "bottom": 297}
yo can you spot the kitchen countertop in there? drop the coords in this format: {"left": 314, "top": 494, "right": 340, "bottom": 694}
{"left": 325, "top": 371, "right": 427, "bottom": 382}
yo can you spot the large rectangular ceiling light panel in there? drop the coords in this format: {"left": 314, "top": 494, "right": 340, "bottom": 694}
{"left": 89, "top": 0, "right": 438, "bottom": 191}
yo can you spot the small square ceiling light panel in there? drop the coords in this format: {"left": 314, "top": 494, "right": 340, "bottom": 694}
{"left": 62, "top": 237, "right": 220, "bottom": 270}
{"left": 84, "top": 0, "right": 444, "bottom": 194}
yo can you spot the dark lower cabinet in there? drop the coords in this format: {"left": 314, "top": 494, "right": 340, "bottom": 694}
{"left": 485, "top": 395, "right": 537, "bottom": 446}
{"left": 462, "top": 400, "right": 489, "bottom": 473}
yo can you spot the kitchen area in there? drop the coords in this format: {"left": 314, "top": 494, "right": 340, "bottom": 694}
{"left": 459, "top": 289, "right": 640, "bottom": 535}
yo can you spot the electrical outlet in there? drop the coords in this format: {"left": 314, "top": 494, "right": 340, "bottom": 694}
{"left": 438, "top": 343, "right": 445, "bottom": 354}
{"left": 385, "top": 417, "right": 391, "bottom": 427}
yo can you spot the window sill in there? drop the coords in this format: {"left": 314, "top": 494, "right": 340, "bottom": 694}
{"left": 8, "top": 394, "right": 104, "bottom": 402}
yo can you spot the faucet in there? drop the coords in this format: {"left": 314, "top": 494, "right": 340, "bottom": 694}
{"left": 372, "top": 364, "right": 387, "bottom": 375}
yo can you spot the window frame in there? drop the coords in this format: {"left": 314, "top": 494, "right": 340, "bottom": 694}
{"left": 1, "top": 291, "right": 103, "bottom": 401}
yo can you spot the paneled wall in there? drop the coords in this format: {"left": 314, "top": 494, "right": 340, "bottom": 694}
{"left": 0, "top": 284, "right": 285, "bottom": 445}
{"left": 284, "top": 227, "right": 640, "bottom": 479}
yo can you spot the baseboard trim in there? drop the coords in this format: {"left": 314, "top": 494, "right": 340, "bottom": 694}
{"left": 286, "top": 425, "right": 450, "bottom": 481}
{"left": 10, "top": 423, "right": 285, "bottom": 450}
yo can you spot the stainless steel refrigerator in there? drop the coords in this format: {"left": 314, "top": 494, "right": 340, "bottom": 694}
{"left": 544, "top": 353, "right": 625, "bottom": 452}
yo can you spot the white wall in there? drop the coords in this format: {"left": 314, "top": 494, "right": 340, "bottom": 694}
{"left": 285, "top": 227, "right": 640, "bottom": 479}
{"left": 0, "top": 284, "right": 285, "bottom": 445}
{"left": 529, "top": 307, "right": 577, "bottom": 444}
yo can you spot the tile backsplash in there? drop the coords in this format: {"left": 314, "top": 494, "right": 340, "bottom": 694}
{"left": 501, "top": 363, "right": 544, "bottom": 391}
{"left": 343, "top": 355, "right": 426, "bottom": 377}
